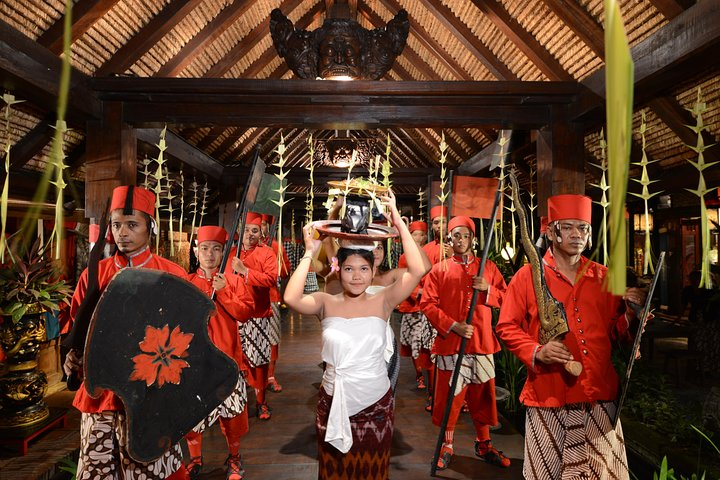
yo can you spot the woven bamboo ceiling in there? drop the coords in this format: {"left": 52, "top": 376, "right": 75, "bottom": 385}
{"left": 1, "top": 0, "right": 720, "bottom": 211}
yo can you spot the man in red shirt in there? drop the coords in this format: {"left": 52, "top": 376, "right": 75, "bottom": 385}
{"left": 63, "top": 186, "right": 189, "bottom": 479}
{"left": 260, "top": 214, "right": 291, "bottom": 393}
{"left": 397, "top": 221, "right": 435, "bottom": 391}
{"left": 420, "top": 216, "right": 511, "bottom": 470}
{"left": 496, "top": 194, "right": 646, "bottom": 480}
{"left": 184, "top": 226, "right": 255, "bottom": 480}
{"left": 422, "top": 205, "right": 453, "bottom": 264}
{"left": 228, "top": 212, "right": 278, "bottom": 420}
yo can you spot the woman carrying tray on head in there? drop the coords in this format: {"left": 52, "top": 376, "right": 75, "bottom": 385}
{"left": 284, "top": 189, "right": 430, "bottom": 480}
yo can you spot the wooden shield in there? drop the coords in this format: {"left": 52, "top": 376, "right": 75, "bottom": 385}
{"left": 84, "top": 269, "right": 238, "bottom": 462}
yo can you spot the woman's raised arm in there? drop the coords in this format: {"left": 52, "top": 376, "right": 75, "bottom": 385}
{"left": 284, "top": 223, "right": 328, "bottom": 316}
{"left": 380, "top": 190, "right": 431, "bottom": 313}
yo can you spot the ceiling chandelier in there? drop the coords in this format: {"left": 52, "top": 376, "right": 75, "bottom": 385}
{"left": 313, "top": 132, "right": 378, "bottom": 168}
{"left": 270, "top": 5, "right": 409, "bottom": 81}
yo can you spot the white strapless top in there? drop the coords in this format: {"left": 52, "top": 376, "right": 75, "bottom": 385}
{"left": 321, "top": 315, "right": 393, "bottom": 453}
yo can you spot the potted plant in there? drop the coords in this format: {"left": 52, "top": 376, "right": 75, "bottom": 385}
{"left": 0, "top": 236, "right": 72, "bottom": 429}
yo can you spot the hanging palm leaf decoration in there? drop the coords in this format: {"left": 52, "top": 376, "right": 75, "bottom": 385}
{"left": 1, "top": 94, "right": 24, "bottom": 262}
{"left": 151, "top": 127, "right": 168, "bottom": 254}
{"left": 436, "top": 132, "right": 449, "bottom": 267}
{"left": 630, "top": 112, "right": 662, "bottom": 275}
{"left": 685, "top": 88, "right": 717, "bottom": 289}
{"left": 272, "top": 134, "right": 291, "bottom": 278}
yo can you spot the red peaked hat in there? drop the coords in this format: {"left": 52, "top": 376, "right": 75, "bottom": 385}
{"left": 197, "top": 226, "right": 228, "bottom": 245}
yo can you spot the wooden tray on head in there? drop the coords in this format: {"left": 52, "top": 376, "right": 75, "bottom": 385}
{"left": 313, "top": 220, "right": 398, "bottom": 241}
{"left": 327, "top": 179, "right": 389, "bottom": 196}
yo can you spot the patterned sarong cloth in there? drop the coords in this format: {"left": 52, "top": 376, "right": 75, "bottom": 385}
{"left": 436, "top": 353, "right": 495, "bottom": 396}
{"left": 240, "top": 316, "right": 272, "bottom": 367}
{"left": 269, "top": 302, "right": 282, "bottom": 345}
{"left": 316, "top": 387, "right": 394, "bottom": 480}
{"left": 191, "top": 376, "right": 247, "bottom": 433}
{"left": 524, "top": 402, "right": 629, "bottom": 480}
{"left": 304, "top": 271, "right": 319, "bottom": 293}
{"left": 399, "top": 311, "right": 436, "bottom": 358}
{"left": 77, "top": 411, "right": 183, "bottom": 480}
{"left": 284, "top": 240, "right": 298, "bottom": 270}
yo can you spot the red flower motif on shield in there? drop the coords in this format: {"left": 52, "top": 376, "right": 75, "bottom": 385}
{"left": 130, "top": 324, "right": 193, "bottom": 387}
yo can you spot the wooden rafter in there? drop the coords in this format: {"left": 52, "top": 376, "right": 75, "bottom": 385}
{"left": 470, "top": 0, "right": 572, "bottom": 81}
{"left": 648, "top": 96, "right": 720, "bottom": 165}
{"left": 582, "top": 1, "right": 720, "bottom": 106}
{"left": 95, "top": 0, "right": 204, "bottom": 76}
{"left": 135, "top": 128, "right": 224, "bottom": 179}
{"left": 416, "top": 0, "right": 518, "bottom": 80}
{"left": 37, "top": 0, "right": 121, "bottom": 54}
{"left": 211, "top": 127, "right": 247, "bottom": 158}
{"left": 155, "top": 0, "right": 255, "bottom": 77}
{"left": 358, "top": 4, "right": 441, "bottom": 81}
{"left": 196, "top": 125, "right": 228, "bottom": 151}
{"left": 8, "top": 115, "right": 54, "bottom": 170}
{"left": 378, "top": 0, "right": 470, "bottom": 81}
{"left": 541, "top": 0, "right": 604, "bottom": 58}
{"left": 648, "top": 0, "right": 694, "bottom": 20}
{"left": 205, "top": 0, "right": 306, "bottom": 78}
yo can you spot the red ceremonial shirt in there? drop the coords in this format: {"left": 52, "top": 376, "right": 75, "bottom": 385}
{"left": 71, "top": 247, "right": 186, "bottom": 413}
{"left": 422, "top": 239, "right": 444, "bottom": 265}
{"left": 269, "top": 240, "right": 291, "bottom": 303}
{"left": 396, "top": 253, "right": 422, "bottom": 313}
{"left": 186, "top": 269, "right": 254, "bottom": 368}
{"left": 420, "top": 256, "right": 506, "bottom": 355}
{"left": 225, "top": 244, "right": 277, "bottom": 318}
{"left": 495, "top": 250, "right": 632, "bottom": 408}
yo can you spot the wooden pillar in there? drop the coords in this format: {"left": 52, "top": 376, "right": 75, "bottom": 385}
{"left": 84, "top": 102, "right": 136, "bottom": 220}
{"left": 536, "top": 106, "right": 585, "bottom": 217}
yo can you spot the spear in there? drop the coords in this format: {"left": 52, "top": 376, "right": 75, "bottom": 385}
{"left": 430, "top": 173, "right": 505, "bottom": 476}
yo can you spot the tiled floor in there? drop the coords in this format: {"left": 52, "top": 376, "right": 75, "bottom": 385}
{"left": 0, "top": 310, "right": 526, "bottom": 479}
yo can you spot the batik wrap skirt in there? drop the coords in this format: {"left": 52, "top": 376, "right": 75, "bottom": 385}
{"left": 524, "top": 401, "right": 629, "bottom": 480}
{"left": 316, "top": 387, "right": 394, "bottom": 480}
{"left": 77, "top": 411, "right": 183, "bottom": 480}
{"left": 240, "top": 316, "right": 272, "bottom": 367}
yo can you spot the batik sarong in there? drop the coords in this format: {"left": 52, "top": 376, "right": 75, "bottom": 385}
{"left": 77, "top": 411, "right": 183, "bottom": 480}
{"left": 316, "top": 387, "right": 394, "bottom": 480}
{"left": 524, "top": 401, "right": 629, "bottom": 480}
{"left": 269, "top": 302, "right": 282, "bottom": 346}
{"left": 191, "top": 376, "right": 247, "bottom": 433}
{"left": 436, "top": 353, "right": 495, "bottom": 396}
{"left": 240, "top": 316, "right": 272, "bottom": 367}
{"left": 399, "top": 311, "right": 437, "bottom": 358}
{"left": 304, "top": 271, "right": 319, "bottom": 293}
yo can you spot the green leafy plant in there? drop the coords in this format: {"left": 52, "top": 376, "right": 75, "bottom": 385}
{"left": 0, "top": 236, "right": 72, "bottom": 322}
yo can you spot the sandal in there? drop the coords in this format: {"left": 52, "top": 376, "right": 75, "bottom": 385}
{"left": 267, "top": 377, "right": 283, "bottom": 393}
{"left": 435, "top": 445, "right": 453, "bottom": 470}
{"left": 416, "top": 375, "right": 426, "bottom": 390}
{"left": 184, "top": 456, "right": 203, "bottom": 480}
{"left": 475, "top": 440, "right": 511, "bottom": 468}
{"left": 257, "top": 403, "right": 272, "bottom": 420}
{"left": 225, "top": 453, "right": 245, "bottom": 480}
{"left": 425, "top": 395, "right": 433, "bottom": 413}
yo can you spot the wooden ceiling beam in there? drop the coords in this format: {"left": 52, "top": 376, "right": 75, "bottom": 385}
{"left": 136, "top": 128, "right": 224, "bottom": 179}
{"left": 37, "top": 0, "right": 121, "bottom": 54}
{"left": 469, "top": 0, "right": 572, "bottom": 81}
{"left": 648, "top": 96, "right": 720, "bottom": 165}
{"left": 95, "top": 78, "right": 579, "bottom": 129}
{"left": 582, "top": 1, "right": 720, "bottom": 108}
{"left": 416, "top": 0, "right": 518, "bottom": 80}
{"left": 206, "top": 0, "right": 306, "bottom": 78}
{"left": 155, "top": 0, "right": 254, "bottom": 77}
{"left": 358, "top": 4, "right": 441, "bottom": 81}
{"left": 95, "top": 0, "right": 204, "bottom": 77}
{"left": 0, "top": 20, "right": 101, "bottom": 120}
{"left": 541, "top": 0, "right": 604, "bottom": 58}
{"left": 649, "top": 0, "right": 695, "bottom": 20}
{"left": 378, "top": 0, "right": 471, "bottom": 81}
{"left": 8, "top": 115, "right": 54, "bottom": 170}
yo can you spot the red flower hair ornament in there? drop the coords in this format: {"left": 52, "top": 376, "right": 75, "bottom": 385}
{"left": 130, "top": 324, "right": 193, "bottom": 387}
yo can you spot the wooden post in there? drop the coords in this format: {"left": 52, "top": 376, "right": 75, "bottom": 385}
{"left": 536, "top": 106, "right": 585, "bottom": 217}
{"left": 84, "top": 102, "right": 137, "bottom": 220}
